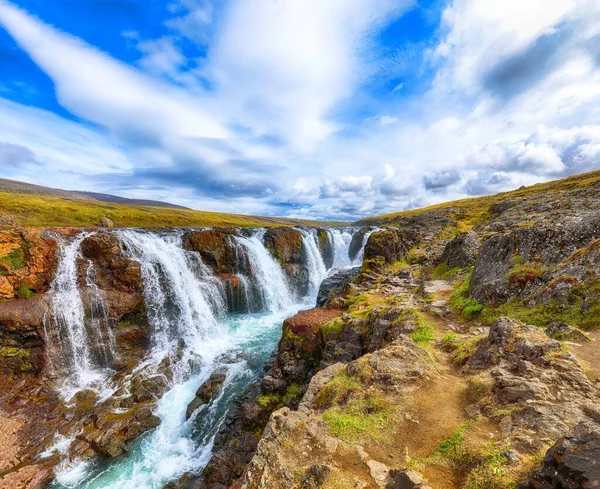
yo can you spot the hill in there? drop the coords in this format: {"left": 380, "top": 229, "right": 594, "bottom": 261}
{"left": 358, "top": 169, "right": 600, "bottom": 232}
{"left": 0, "top": 178, "right": 334, "bottom": 228}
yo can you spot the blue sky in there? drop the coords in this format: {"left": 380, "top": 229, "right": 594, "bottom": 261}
{"left": 0, "top": 0, "right": 599, "bottom": 220}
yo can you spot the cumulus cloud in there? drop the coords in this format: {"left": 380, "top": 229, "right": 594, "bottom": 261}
{"left": 0, "top": 0, "right": 600, "bottom": 220}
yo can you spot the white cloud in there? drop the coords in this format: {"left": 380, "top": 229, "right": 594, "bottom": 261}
{"left": 0, "top": 0, "right": 600, "bottom": 220}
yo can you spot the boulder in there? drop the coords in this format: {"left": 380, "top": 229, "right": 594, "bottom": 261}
{"left": 182, "top": 229, "right": 238, "bottom": 274}
{"left": 470, "top": 234, "right": 514, "bottom": 303}
{"left": 520, "top": 424, "right": 600, "bottom": 489}
{"left": 99, "top": 217, "right": 114, "bottom": 228}
{"left": 316, "top": 267, "right": 359, "bottom": 307}
{"left": 387, "top": 469, "right": 432, "bottom": 489}
{"left": 363, "top": 228, "right": 421, "bottom": 265}
{"left": 186, "top": 368, "right": 227, "bottom": 420}
{"left": 439, "top": 231, "right": 479, "bottom": 268}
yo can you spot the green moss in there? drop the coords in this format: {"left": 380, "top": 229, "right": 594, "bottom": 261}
{"left": 283, "top": 327, "right": 306, "bottom": 344}
{"left": 433, "top": 262, "right": 465, "bottom": 280}
{"left": 0, "top": 346, "right": 33, "bottom": 372}
{"left": 257, "top": 393, "right": 281, "bottom": 407}
{"left": 450, "top": 272, "right": 484, "bottom": 319}
{"left": 479, "top": 278, "right": 600, "bottom": 331}
{"left": 314, "top": 372, "right": 360, "bottom": 409}
{"left": 321, "top": 317, "right": 344, "bottom": 335}
{"left": 17, "top": 284, "right": 33, "bottom": 299}
{"left": 444, "top": 335, "right": 484, "bottom": 365}
{"left": 411, "top": 316, "right": 435, "bottom": 345}
{"left": 323, "top": 394, "right": 392, "bottom": 442}
{"left": 0, "top": 249, "right": 25, "bottom": 270}
{"left": 282, "top": 383, "right": 302, "bottom": 404}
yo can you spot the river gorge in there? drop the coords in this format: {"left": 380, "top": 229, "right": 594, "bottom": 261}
{"left": 1, "top": 226, "right": 370, "bottom": 488}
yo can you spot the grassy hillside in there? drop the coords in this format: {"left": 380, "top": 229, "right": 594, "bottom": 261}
{"left": 0, "top": 191, "right": 334, "bottom": 229}
{"left": 358, "top": 170, "right": 600, "bottom": 230}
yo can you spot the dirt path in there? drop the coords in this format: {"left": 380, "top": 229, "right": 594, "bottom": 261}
{"left": 569, "top": 330, "right": 600, "bottom": 381}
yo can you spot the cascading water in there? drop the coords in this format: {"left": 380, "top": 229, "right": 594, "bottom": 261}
{"left": 230, "top": 230, "right": 292, "bottom": 312}
{"left": 117, "top": 230, "right": 227, "bottom": 371}
{"left": 353, "top": 228, "right": 376, "bottom": 265}
{"left": 326, "top": 228, "right": 354, "bottom": 269}
{"left": 298, "top": 228, "right": 327, "bottom": 299}
{"left": 49, "top": 226, "right": 372, "bottom": 489}
{"left": 44, "top": 233, "right": 115, "bottom": 394}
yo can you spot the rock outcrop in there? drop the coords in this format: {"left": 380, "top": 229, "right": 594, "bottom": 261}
{"left": 519, "top": 423, "right": 600, "bottom": 489}
{"left": 439, "top": 231, "right": 479, "bottom": 269}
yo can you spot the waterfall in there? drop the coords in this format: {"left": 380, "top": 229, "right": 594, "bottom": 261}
{"left": 117, "top": 230, "right": 226, "bottom": 373}
{"left": 44, "top": 232, "right": 114, "bottom": 392}
{"left": 298, "top": 228, "right": 327, "bottom": 299}
{"left": 326, "top": 228, "right": 354, "bottom": 269}
{"left": 230, "top": 230, "right": 292, "bottom": 313}
{"left": 353, "top": 228, "right": 375, "bottom": 265}
{"left": 47, "top": 225, "right": 372, "bottom": 489}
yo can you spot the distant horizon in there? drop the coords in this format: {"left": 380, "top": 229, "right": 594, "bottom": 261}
{"left": 1, "top": 0, "right": 599, "bottom": 221}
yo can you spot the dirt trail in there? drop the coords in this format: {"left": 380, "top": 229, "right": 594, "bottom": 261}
{"left": 569, "top": 330, "right": 600, "bottom": 381}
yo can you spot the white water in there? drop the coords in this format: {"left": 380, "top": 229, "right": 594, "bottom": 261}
{"left": 353, "top": 228, "right": 376, "bottom": 265}
{"left": 230, "top": 230, "right": 292, "bottom": 312}
{"left": 49, "top": 227, "right": 371, "bottom": 489}
{"left": 326, "top": 228, "right": 354, "bottom": 269}
{"left": 44, "top": 233, "right": 115, "bottom": 395}
{"left": 299, "top": 228, "right": 328, "bottom": 297}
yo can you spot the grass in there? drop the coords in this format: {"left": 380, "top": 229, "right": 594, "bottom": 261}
{"left": 478, "top": 277, "right": 600, "bottom": 331}
{"left": 0, "top": 249, "right": 25, "bottom": 270}
{"left": 450, "top": 272, "right": 484, "bottom": 319}
{"left": 411, "top": 314, "right": 435, "bottom": 345}
{"left": 419, "top": 422, "right": 515, "bottom": 489}
{"left": 323, "top": 394, "right": 392, "bottom": 443}
{"left": 443, "top": 334, "right": 485, "bottom": 365}
{"left": 433, "top": 262, "right": 465, "bottom": 280}
{"left": 17, "top": 284, "right": 33, "bottom": 299}
{"left": 0, "top": 191, "right": 337, "bottom": 229}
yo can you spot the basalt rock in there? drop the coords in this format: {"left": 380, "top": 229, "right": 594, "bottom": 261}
{"left": 0, "top": 295, "right": 51, "bottom": 375}
{"left": 316, "top": 229, "right": 334, "bottom": 269}
{"left": 364, "top": 228, "right": 421, "bottom": 265}
{"left": 316, "top": 267, "right": 359, "bottom": 307}
{"left": 0, "top": 229, "right": 57, "bottom": 300}
{"left": 262, "top": 227, "right": 304, "bottom": 294}
{"left": 186, "top": 368, "right": 227, "bottom": 420}
{"left": 439, "top": 231, "right": 479, "bottom": 269}
{"left": 520, "top": 423, "right": 600, "bottom": 489}
{"left": 470, "top": 234, "right": 514, "bottom": 303}
{"left": 183, "top": 228, "right": 238, "bottom": 274}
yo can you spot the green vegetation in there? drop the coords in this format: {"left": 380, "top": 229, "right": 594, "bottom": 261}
{"left": 257, "top": 393, "right": 281, "bottom": 407}
{"left": 323, "top": 394, "right": 392, "bottom": 443}
{"left": 320, "top": 317, "right": 344, "bottom": 335}
{"left": 314, "top": 372, "right": 360, "bottom": 409}
{"left": 0, "top": 346, "right": 34, "bottom": 372}
{"left": 17, "top": 284, "right": 33, "bottom": 299}
{"left": 0, "top": 191, "right": 335, "bottom": 229}
{"left": 0, "top": 249, "right": 25, "bottom": 270}
{"left": 443, "top": 334, "right": 484, "bottom": 365}
{"left": 506, "top": 257, "right": 547, "bottom": 288}
{"left": 465, "top": 373, "right": 494, "bottom": 405}
{"left": 450, "top": 272, "right": 484, "bottom": 319}
{"left": 411, "top": 315, "right": 435, "bottom": 345}
{"left": 478, "top": 277, "right": 600, "bottom": 331}
{"left": 433, "top": 261, "right": 465, "bottom": 280}
{"left": 413, "top": 422, "right": 515, "bottom": 489}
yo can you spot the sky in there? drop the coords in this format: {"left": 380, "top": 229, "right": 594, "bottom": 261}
{"left": 0, "top": 0, "right": 599, "bottom": 221}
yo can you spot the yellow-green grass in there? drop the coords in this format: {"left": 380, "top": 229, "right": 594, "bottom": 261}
{"left": 0, "top": 191, "right": 339, "bottom": 229}
{"left": 359, "top": 169, "right": 600, "bottom": 230}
